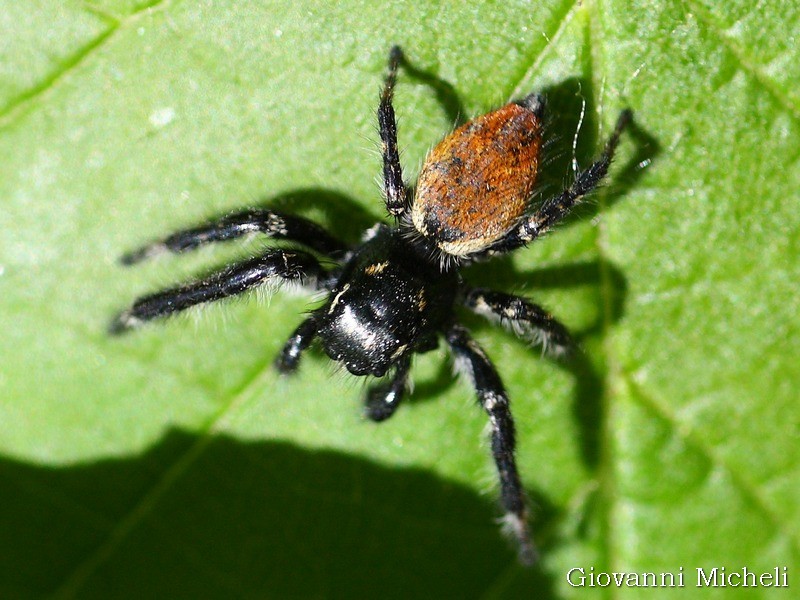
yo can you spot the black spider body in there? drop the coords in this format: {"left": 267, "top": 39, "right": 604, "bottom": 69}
{"left": 317, "top": 225, "right": 457, "bottom": 377}
{"left": 112, "top": 46, "right": 631, "bottom": 564}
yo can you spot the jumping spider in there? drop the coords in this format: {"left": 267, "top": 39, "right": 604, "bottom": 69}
{"left": 111, "top": 46, "right": 632, "bottom": 564}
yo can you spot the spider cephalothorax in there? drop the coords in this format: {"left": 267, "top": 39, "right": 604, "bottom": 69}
{"left": 112, "top": 46, "right": 631, "bottom": 564}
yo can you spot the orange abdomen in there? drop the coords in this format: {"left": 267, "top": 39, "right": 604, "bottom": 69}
{"left": 411, "top": 101, "right": 543, "bottom": 256}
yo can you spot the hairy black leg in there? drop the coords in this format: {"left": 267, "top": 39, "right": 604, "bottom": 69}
{"left": 462, "top": 288, "right": 574, "bottom": 357}
{"left": 379, "top": 46, "right": 407, "bottom": 217}
{"left": 364, "top": 354, "right": 411, "bottom": 422}
{"left": 275, "top": 316, "right": 319, "bottom": 374}
{"left": 121, "top": 209, "right": 347, "bottom": 265}
{"left": 488, "top": 109, "right": 632, "bottom": 255}
{"left": 446, "top": 324, "right": 535, "bottom": 565}
{"left": 110, "top": 249, "right": 324, "bottom": 334}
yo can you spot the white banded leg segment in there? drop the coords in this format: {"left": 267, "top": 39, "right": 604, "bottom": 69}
{"left": 445, "top": 323, "right": 536, "bottom": 564}
{"left": 462, "top": 288, "right": 573, "bottom": 357}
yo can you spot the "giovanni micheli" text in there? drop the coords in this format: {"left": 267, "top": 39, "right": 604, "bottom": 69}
{"left": 566, "top": 566, "right": 788, "bottom": 588}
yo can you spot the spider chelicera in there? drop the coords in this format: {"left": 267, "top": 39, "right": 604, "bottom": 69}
{"left": 111, "top": 46, "right": 631, "bottom": 564}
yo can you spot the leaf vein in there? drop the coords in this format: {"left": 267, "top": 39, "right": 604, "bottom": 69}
{"left": 683, "top": 0, "right": 800, "bottom": 121}
{"left": 507, "top": 0, "right": 582, "bottom": 99}
{"left": 50, "top": 353, "right": 275, "bottom": 598}
{"left": 0, "top": 0, "right": 171, "bottom": 130}
{"left": 625, "top": 374, "right": 800, "bottom": 558}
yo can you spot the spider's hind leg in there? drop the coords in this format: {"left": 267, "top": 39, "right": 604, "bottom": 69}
{"left": 486, "top": 109, "right": 632, "bottom": 255}
{"left": 378, "top": 46, "right": 408, "bottom": 218}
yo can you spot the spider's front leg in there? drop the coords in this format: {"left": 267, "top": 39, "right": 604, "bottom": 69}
{"left": 120, "top": 208, "right": 347, "bottom": 265}
{"left": 364, "top": 355, "right": 411, "bottom": 422}
{"left": 275, "top": 316, "right": 320, "bottom": 374}
{"left": 110, "top": 249, "right": 325, "bottom": 333}
{"left": 446, "top": 323, "right": 535, "bottom": 565}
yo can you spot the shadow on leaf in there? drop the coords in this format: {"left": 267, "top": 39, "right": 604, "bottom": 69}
{"left": 2, "top": 430, "right": 560, "bottom": 599}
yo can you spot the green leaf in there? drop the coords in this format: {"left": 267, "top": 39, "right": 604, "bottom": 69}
{"left": 1, "top": 0, "right": 798, "bottom": 597}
